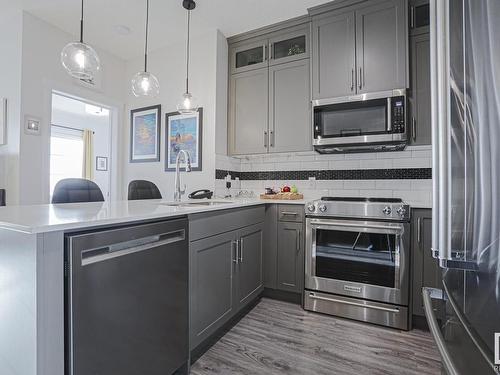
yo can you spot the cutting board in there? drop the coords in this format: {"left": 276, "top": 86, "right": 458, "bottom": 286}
{"left": 260, "top": 192, "right": 304, "bottom": 200}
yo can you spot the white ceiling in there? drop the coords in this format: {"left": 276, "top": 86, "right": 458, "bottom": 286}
{"left": 15, "top": 0, "right": 329, "bottom": 60}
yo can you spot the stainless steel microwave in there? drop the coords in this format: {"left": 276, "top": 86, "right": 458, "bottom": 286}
{"left": 312, "top": 89, "right": 407, "bottom": 154}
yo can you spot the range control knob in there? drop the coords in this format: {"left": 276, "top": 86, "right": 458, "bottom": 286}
{"left": 396, "top": 206, "right": 407, "bottom": 217}
{"left": 382, "top": 206, "right": 392, "bottom": 215}
{"left": 307, "top": 204, "right": 316, "bottom": 212}
{"left": 319, "top": 204, "right": 327, "bottom": 213}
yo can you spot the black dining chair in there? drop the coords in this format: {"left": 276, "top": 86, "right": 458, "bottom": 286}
{"left": 128, "top": 180, "right": 162, "bottom": 200}
{"left": 52, "top": 178, "right": 105, "bottom": 204}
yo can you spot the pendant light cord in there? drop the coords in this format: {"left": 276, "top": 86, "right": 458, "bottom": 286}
{"left": 185, "top": 9, "right": 191, "bottom": 93}
{"left": 80, "top": 0, "right": 84, "bottom": 43}
{"left": 144, "top": 0, "right": 150, "bottom": 72}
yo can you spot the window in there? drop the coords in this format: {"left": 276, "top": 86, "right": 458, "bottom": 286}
{"left": 49, "top": 126, "right": 84, "bottom": 197}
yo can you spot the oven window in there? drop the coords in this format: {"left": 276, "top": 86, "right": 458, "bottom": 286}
{"left": 315, "top": 99, "right": 387, "bottom": 137}
{"left": 315, "top": 229, "right": 396, "bottom": 288}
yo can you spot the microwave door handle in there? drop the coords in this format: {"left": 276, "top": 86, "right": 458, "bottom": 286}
{"left": 387, "top": 97, "right": 392, "bottom": 132}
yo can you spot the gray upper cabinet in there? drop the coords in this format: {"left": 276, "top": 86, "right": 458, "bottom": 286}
{"left": 277, "top": 222, "right": 304, "bottom": 293}
{"left": 228, "top": 24, "right": 311, "bottom": 156}
{"left": 355, "top": 0, "right": 407, "bottom": 93}
{"left": 269, "top": 59, "right": 312, "bottom": 153}
{"left": 228, "top": 68, "right": 269, "bottom": 155}
{"left": 411, "top": 209, "right": 441, "bottom": 317}
{"left": 409, "top": 0, "right": 430, "bottom": 36}
{"left": 269, "top": 28, "right": 309, "bottom": 66}
{"left": 311, "top": 11, "right": 356, "bottom": 99}
{"left": 409, "top": 32, "right": 431, "bottom": 145}
{"left": 189, "top": 231, "right": 236, "bottom": 348}
{"left": 311, "top": 0, "right": 408, "bottom": 99}
{"left": 230, "top": 39, "right": 268, "bottom": 74}
{"left": 235, "top": 223, "right": 264, "bottom": 309}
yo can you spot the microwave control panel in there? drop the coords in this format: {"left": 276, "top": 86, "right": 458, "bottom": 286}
{"left": 391, "top": 97, "right": 406, "bottom": 133}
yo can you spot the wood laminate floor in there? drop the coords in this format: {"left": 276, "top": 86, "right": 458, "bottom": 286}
{"left": 190, "top": 298, "right": 441, "bottom": 375}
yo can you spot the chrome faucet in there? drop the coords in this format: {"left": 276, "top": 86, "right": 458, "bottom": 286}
{"left": 174, "top": 150, "right": 192, "bottom": 202}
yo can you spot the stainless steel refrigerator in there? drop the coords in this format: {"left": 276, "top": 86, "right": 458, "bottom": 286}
{"left": 425, "top": 0, "right": 500, "bottom": 374}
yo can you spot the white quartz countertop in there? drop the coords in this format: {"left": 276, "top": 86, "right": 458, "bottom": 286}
{"left": 0, "top": 198, "right": 307, "bottom": 234}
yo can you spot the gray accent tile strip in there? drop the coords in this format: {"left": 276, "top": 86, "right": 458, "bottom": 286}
{"left": 215, "top": 168, "right": 432, "bottom": 180}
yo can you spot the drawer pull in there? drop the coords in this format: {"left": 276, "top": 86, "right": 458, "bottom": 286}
{"left": 281, "top": 211, "right": 298, "bottom": 216}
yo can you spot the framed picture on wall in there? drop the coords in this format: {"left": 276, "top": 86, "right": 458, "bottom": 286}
{"left": 130, "top": 104, "right": 161, "bottom": 163}
{"left": 165, "top": 108, "right": 203, "bottom": 171}
{"left": 96, "top": 156, "right": 108, "bottom": 171}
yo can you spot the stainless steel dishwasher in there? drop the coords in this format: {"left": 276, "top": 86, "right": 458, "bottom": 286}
{"left": 65, "top": 218, "right": 189, "bottom": 375}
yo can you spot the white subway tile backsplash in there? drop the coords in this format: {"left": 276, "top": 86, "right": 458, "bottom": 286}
{"left": 359, "top": 190, "right": 393, "bottom": 198}
{"left": 329, "top": 160, "right": 360, "bottom": 170}
{"left": 274, "top": 162, "right": 302, "bottom": 171}
{"left": 393, "top": 158, "right": 432, "bottom": 168}
{"left": 359, "top": 158, "right": 393, "bottom": 169}
{"left": 316, "top": 180, "right": 344, "bottom": 190}
{"left": 345, "top": 152, "right": 378, "bottom": 160}
{"left": 328, "top": 189, "right": 360, "bottom": 197}
{"left": 376, "top": 180, "right": 412, "bottom": 190}
{"left": 377, "top": 150, "right": 413, "bottom": 159}
{"left": 300, "top": 161, "right": 329, "bottom": 170}
{"left": 344, "top": 180, "right": 376, "bottom": 190}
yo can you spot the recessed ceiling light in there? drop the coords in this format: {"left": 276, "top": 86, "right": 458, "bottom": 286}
{"left": 114, "top": 25, "right": 132, "bottom": 36}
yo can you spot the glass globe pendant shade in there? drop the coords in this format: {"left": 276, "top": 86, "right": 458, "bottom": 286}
{"left": 177, "top": 92, "right": 198, "bottom": 115}
{"left": 61, "top": 41, "right": 100, "bottom": 81}
{"left": 131, "top": 71, "right": 160, "bottom": 97}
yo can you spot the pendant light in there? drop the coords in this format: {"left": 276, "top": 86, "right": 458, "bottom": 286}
{"left": 61, "top": 0, "right": 101, "bottom": 81}
{"left": 131, "top": 0, "right": 160, "bottom": 97}
{"left": 177, "top": 0, "right": 198, "bottom": 114}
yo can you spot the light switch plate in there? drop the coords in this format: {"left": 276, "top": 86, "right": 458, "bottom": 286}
{"left": 0, "top": 98, "right": 6, "bottom": 145}
{"left": 24, "top": 115, "right": 41, "bottom": 135}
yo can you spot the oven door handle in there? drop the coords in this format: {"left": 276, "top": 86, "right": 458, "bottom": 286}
{"left": 309, "top": 220, "right": 404, "bottom": 235}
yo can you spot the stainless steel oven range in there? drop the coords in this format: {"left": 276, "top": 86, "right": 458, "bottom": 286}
{"left": 304, "top": 197, "right": 411, "bottom": 330}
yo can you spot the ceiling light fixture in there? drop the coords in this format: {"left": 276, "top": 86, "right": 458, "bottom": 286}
{"left": 131, "top": 0, "right": 160, "bottom": 97}
{"left": 177, "top": 0, "right": 198, "bottom": 114}
{"left": 61, "top": 0, "right": 101, "bottom": 81}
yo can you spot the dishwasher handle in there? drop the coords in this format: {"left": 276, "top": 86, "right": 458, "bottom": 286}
{"left": 81, "top": 229, "right": 185, "bottom": 266}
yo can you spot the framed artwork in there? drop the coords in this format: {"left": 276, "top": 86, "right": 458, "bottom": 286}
{"left": 165, "top": 108, "right": 203, "bottom": 171}
{"left": 130, "top": 104, "right": 161, "bottom": 163}
{"left": 96, "top": 156, "right": 108, "bottom": 171}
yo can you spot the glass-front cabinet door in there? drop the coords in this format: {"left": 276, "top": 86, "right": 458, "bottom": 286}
{"left": 230, "top": 39, "right": 268, "bottom": 74}
{"left": 269, "top": 28, "right": 309, "bottom": 65}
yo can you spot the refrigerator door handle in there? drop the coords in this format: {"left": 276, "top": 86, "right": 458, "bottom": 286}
{"left": 422, "top": 287, "right": 460, "bottom": 375}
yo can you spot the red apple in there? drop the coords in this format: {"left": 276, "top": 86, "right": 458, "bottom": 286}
{"left": 282, "top": 186, "right": 291, "bottom": 193}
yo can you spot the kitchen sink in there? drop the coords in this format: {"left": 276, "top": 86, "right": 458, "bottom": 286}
{"left": 159, "top": 200, "right": 233, "bottom": 208}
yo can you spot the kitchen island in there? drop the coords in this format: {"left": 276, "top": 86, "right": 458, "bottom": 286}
{"left": 0, "top": 198, "right": 305, "bottom": 375}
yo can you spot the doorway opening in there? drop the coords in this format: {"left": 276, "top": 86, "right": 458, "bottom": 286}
{"left": 50, "top": 93, "right": 112, "bottom": 201}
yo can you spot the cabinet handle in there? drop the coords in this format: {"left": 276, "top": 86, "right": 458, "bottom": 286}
{"left": 270, "top": 130, "right": 275, "bottom": 147}
{"left": 412, "top": 117, "right": 417, "bottom": 142}
{"left": 358, "top": 67, "right": 363, "bottom": 89}
{"left": 264, "top": 44, "right": 268, "bottom": 61}
{"left": 264, "top": 130, "right": 268, "bottom": 148}
{"left": 232, "top": 240, "right": 239, "bottom": 264}
{"left": 351, "top": 68, "right": 354, "bottom": 91}
{"left": 410, "top": 6, "right": 415, "bottom": 29}
{"left": 296, "top": 229, "right": 301, "bottom": 252}
{"left": 417, "top": 217, "right": 422, "bottom": 245}
{"left": 239, "top": 238, "right": 244, "bottom": 263}
{"left": 281, "top": 211, "right": 298, "bottom": 216}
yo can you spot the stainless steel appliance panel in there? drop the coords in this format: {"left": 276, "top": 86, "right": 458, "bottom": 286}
{"left": 305, "top": 218, "right": 410, "bottom": 306}
{"left": 304, "top": 291, "right": 408, "bottom": 330}
{"left": 66, "top": 219, "right": 189, "bottom": 375}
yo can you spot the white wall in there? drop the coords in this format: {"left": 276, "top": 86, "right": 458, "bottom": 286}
{"left": 18, "top": 12, "right": 127, "bottom": 205}
{"left": 51, "top": 105, "right": 111, "bottom": 199}
{"left": 122, "top": 30, "right": 225, "bottom": 200}
{"left": 0, "top": 7, "right": 23, "bottom": 205}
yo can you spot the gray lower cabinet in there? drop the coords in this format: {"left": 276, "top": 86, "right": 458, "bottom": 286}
{"left": 190, "top": 231, "right": 236, "bottom": 349}
{"left": 277, "top": 222, "right": 304, "bottom": 293}
{"left": 411, "top": 208, "right": 441, "bottom": 317}
{"left": 189, "top": 208, "right": 264, "bottom": 350}
{"left": 409, "top": 32, "right": 431, "bottom": 145}
{"left": 234, "top": 223, "right": 265, "bottom": 309}
{"left": 264, "top": 204, "right": 305, "bottom": 295}
{"left": 228, "top": 68, "right": 269, "bottom": 155}
{"left": 269, "top": 59, "right": 312, "bottom": 153}
{"left": 311, "top": 10, "right": 356, "bottom": 99}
